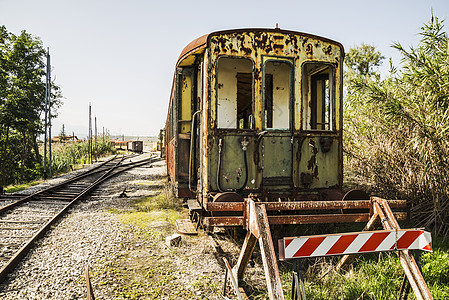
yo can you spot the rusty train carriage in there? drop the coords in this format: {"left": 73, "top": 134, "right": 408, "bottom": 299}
{"left": 165, "top": 28, "right": 405, "bottom": 228}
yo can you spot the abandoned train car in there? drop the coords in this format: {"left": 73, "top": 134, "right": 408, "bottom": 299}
{"left": 165, "top": 28, "right": 387, "bottom": 228}
{"left": 127, "top": 141, "right": 143, "bottom": 153}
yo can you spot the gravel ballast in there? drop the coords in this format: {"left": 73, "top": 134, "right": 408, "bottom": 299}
{"left": 0, "top": 155, "right": 267, "bottom": 299}
{"left": 0, "top": 157, "right": 166, "bottom": 299}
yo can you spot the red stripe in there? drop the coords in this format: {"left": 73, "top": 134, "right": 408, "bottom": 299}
{"left": 396, "top": 230, "right": 423, "bottom": 249}
{"left": 423, "top": 243, "right": 432, "bottom": 251}
{"left": 284, "top": 238, "right": 293, "bottom": 249}
{"left": 359, "top": 232, "right": 390, "bottom": 252}
{"left": 326, "top": 234, "right": 358, "bottom": 255}
{"left": 293, "top": 236, "right": 326, "bottom": 257}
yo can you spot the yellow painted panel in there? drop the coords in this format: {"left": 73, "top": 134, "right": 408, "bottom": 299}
{"left": 208, "top": 31, "right": 343, "bottom": 131}
{"left": 181, "top": 75, "right": 191, "bottom": 121}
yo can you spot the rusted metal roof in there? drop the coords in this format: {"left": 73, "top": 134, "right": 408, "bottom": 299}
{"left": 177, "top": 28, "right": 345, "bottom": 65}
{"left": 177, "top": 34, "right": 208, "bottom": 65}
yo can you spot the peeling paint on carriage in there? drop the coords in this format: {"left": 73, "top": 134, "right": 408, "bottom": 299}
{"left": 166, "top": 28, "right": 349, "bottom": 224}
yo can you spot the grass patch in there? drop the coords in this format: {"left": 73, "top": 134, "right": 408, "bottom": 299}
{"left": 119, "top": 210, "right": 179, "bottom": 229}
{"left": 191, "top": 275, "right": 221, "bottom": 296}
{"left": 4, "top": 180, "right": 43, "bottom": 193}
{"left": 109, "top": 185, "right": 182, "bottom": 240}
{"left": 278, "top": 245, "right": 449, "bottom": 300}
{"left": 132, "top": 189, "right": 180, "bottom": 212}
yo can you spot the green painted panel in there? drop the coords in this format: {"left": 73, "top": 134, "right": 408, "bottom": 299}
{"left": 262, "top": 135, "right": 292, "bottom": 179}
{"left": 297, "top": 136, "right": 340, "bottom": 188}
{"left": 216, "top": 135, "right": 249, "bottom": 191}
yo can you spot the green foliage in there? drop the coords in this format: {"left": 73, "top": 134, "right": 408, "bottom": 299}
{"left": 421, "top": 249, "right": 449, "bottom": 285}
{"left": 50, "top": 139, "right": 116, "bottom": 175}
{"left": 344, "top": 14, "right": 449, "bottom": 236}
{"left": 278, "top": 247, "right": 449, "bottom": 300}
{"left": 4, "top": 139, "right": 116, "bottom": 191}
{"left": 0, "top": 26, "right": 62, "bottom": 187}
{"left": 345, "top": 43, "right": 385, "bottom": 77}
{"left": 110, "top": 185, "right": 181, "bottom": 240}
{"left": 4, "top": 179, "right": 42, "bottom": 193}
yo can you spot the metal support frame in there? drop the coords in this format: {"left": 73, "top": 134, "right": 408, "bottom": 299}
{"left": 291, "top": 259, "right": 306, "bottom": 300}
{"left": 204, "top": 199, "right": 407, "bottom": 227}
{"left": 335, "top": 197, "right": 433, "bottom": 300}
{"left": 223, "top": 257, "right": 244, "bottom": 300}
{"left": 226, "top": 198, "right": 285, "bottom": 300}
{"left": 223, "top": 196, "right": 431, "bottom": 300}
{"left": 85, "top": 265, "right": 95, "bottom": 300}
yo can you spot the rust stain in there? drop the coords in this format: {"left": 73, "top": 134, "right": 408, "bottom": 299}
{"left": 170, "top": 29, "right": 348, "bottom": 227}
{"left": 307, "top": 139, "right": 318, "bottom": 170}
{"left": 323, "top": 45, "right": 332, "bottom": 55}
{"left": 305, "top": 43, "right": 313, "bottom": 57}
{"left": 206, "top": 199, "right": 407, "bottom": 212}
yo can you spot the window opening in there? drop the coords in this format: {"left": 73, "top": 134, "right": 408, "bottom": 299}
{"left": 302, "top": 63, "right": 334, "bottom": 130}
{"left": 264, "top": 61, "right": 292, "bottom": 129}
{"left": 217, "top": 57, "right": 253, "bottom": 129}
{"left": 237, "top": 73, "right": 252, "bottom": 129}
{"left": 264, "top": 74, "right": 273, "bottom": 128}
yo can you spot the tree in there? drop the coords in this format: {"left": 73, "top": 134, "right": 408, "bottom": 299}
{"left": 0, "top": 26, "right": 62, "bottom": 186}
{"left": 345, "top": 43, "right": 385, "bottom": 78}
{"left": 60, "top": 124, "right": 66, "bottom": 139}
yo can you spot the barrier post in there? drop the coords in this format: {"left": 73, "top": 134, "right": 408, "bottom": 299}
{"left": 279, "top": 197, "right": 433, "bottom": 300}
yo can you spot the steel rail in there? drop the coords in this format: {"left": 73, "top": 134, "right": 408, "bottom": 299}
{"left": 0, "top": 155, "right": 121, "bottom": 215}
{"left": 0, "top": 154, "right": 144, "bottom": 214}
{"left": 0, "top": 155, "right": 154, "bottom": 284}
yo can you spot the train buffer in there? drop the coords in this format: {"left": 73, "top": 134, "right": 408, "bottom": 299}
{"left": 223, "top": 197, "right": 434, "bottom": 300}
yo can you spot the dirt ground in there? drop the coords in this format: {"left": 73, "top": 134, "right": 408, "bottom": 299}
{"left": 0, "top": 156, "right": 279, "bottom": 300}
{"left": 87, "top": 159, "right": 271, "bottom": 300}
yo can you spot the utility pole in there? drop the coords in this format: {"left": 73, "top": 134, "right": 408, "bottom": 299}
{"left": 43, "top": 49, "right": 49, "bottom": 178}
{"left": 88, "top": 103, "right": 92, "bottom": 164}
{"left": 43, "top": 48, "right": 52, "bottom": 178}
{"left": 94, "top": 116, "right": 97, "bottom": 162}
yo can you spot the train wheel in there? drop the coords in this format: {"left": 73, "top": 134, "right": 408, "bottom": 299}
{"left": 211, "top": 192, "right": 244, "bottom": 217}
{"left": 341, "top": 189, "right": 370, "bottom": 214}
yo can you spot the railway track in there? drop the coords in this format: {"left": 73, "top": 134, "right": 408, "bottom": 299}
{"left": 0, "top": 154, "right": 156, "bottom": 283}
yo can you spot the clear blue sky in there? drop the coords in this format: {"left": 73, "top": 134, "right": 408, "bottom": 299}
{"left": 1, "top": 0, "right": 448, "bottom": 137}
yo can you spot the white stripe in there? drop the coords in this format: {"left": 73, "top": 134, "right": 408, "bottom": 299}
{"left": 421, "top": 231, "right": 432, "bottom": 250}
{"left": 284, "top": 237, "right": 307, "bottom": 258}
{"left": 407, "top": 231, "right": 431, "bottom": 251}
{"left": 282, "top": 230, "right": 432, "bottom": 259}
{"left": 311, "top": 235, "right": 341, "bottom": 257}
{"left": 407, "top": 234, "right": 421, "bottom": 250}
{"left": 343, "top": 232, "right": 372, "bottom": 254}
{"left": 376, "top": 231, "right": 398, "bottom": 251}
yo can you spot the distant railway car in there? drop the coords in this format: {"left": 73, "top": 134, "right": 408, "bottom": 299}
{"left": 127, "top": 141, "right": 143, "bottom": 153}
{"left": 114, "top": 140, "right": 128, "bottom": 150}
{"left": 165, "top": 27, "right": 381, "bottom": 228}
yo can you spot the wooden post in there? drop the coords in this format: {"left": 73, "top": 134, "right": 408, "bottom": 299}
{"left": 228, "top": 199, "right": 285, "bottom": 300}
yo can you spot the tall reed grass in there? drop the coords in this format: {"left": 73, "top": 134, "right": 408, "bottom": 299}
{"left": 344, "top": 14, "right": 449, "bottom": 237}
{"left": 49, "top": 140, "right": 116, "bottom": 175}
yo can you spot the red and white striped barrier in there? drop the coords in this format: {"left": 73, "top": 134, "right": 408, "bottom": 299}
{"left": 279, "top": 229, "right": 432, "bottom": 260}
